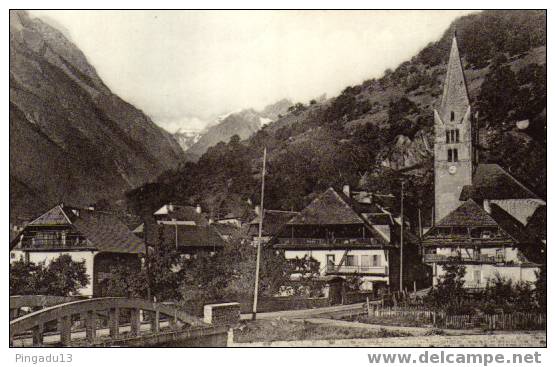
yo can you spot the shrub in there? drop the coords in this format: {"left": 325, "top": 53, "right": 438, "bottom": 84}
{"left": 10, "top": 254, "right": 89, "bottom": 296}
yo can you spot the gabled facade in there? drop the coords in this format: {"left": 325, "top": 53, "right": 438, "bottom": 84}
{"left": 10, "top": 204, "right": 146, "bottom": 297}
{"left": 422, "top": 200, "right": 542, "bottom": 288}
{"left": 271, "top": 187, "right": 422, "bottom": 292}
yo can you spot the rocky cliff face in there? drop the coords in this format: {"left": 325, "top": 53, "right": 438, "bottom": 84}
{"left": 10, "top": 10, "right": 185, "bottom": 221}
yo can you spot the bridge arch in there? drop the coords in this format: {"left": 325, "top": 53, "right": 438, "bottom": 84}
{"left": 10, "top": 297, "right": 206, "bottom": 346}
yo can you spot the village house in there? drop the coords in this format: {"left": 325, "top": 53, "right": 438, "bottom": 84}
{"left": 247, "top": 207, "right": 299, "bottom": 243}
{"left": 422, "top": 34, "right": 545, "bottom": 288}
{"left": 135, "top": 203, "right": 227, "bottom": 256}
{"left": 270, "top": 185, "right": 424, "bottom": 295}
{"left": 9, "top": 204, "right": 146, "bottom": 297}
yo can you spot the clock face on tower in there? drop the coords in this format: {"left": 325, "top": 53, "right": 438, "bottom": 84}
{"left": 448, "top": 165, "right": 457, "bottom": 175}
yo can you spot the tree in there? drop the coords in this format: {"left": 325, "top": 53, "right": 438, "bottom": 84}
{"left": 425, "top": 259, "right": 467, "bottom": 313}
{"left": 10, "top": 255, "right": 89, "bottom": 296}
{"left": 178, "top": 237, "right": 291, "bottom": 314}
{"left": 103, "top": 260, "right": 148, "bottom": 298}
{"left": 535, "top": 266, "right": 546, "bottom": 312}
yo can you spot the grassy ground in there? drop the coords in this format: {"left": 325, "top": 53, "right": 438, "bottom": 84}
{"left": 344, "top": 314, "right": 433, "bottom": 328}
{"left": 233, "top": 318, "right": 411, "bottom": 343}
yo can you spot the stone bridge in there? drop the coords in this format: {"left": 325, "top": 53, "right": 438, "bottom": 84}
{"left": 10, "top": 296, "right": 239, "bottom": 347}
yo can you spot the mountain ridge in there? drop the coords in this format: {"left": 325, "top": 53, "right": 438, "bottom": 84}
{"left": 10, "top": 10, "right": 185, "bottom": 221}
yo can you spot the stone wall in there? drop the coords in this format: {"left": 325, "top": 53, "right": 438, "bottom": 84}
{"left": 204, "top": 302, "right": 241, "bottom": 325}
{"left": 231, "top": 333, "right": 546, "bottom": 347}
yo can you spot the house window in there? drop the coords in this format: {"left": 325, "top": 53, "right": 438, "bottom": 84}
{"left": 473, "top": 270, "right": 481, "bottom": 285}
{"left": 495, "top": 248, "right": 504, "bottom": 261}
{"left": 326, "top": 254, "right": 335, "bottom": 271}
{"left": 361, "top": 255, "right": 370, "bottom": 269}
{"left": 372, "top": 254, "right": 381, "bottom": 267}
{"left": 450, "top": 111, "right": 455, "bottom": 121}
{"left": 455, "top": 129, "right": 460, "bottom": 142}
{"left": 345, "top": 255, "right": 358, "bottom": 267}
{"left": 447, "top": 149, "right": 453, "bottom": 162}
{"left": 453, "top": 148, "right": 458, "bottom": 162}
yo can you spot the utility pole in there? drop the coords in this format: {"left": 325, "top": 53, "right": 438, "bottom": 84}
{"left": 252, "top": 147, "right": 266, "bottom": 320}
{"left": 400, "top": 180, "right": 404, "bottom": 292}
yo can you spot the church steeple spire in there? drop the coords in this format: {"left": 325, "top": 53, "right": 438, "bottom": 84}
{"left": 439, "top": 35, "right": 470, "bottom": 123}
{"left": 433, "top": 34, "right": 474, "bottom": 223}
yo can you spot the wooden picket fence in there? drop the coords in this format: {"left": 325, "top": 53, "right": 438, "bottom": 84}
{"left": 366, "top": 304, "right": 546, "bottom": 331}
{"left": 369, "top": 305, "right": 434, "bottom": 321}
{"left": 440, "top": 312, "right": 546, "bottom": 330}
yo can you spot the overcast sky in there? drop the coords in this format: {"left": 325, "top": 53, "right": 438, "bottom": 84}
{"left": 30, "top": 10, "right": 476, "bottom": 133}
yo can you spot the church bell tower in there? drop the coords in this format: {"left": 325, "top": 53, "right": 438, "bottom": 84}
{"left": 434, "top": 34, "right": 475, "bottom": 223}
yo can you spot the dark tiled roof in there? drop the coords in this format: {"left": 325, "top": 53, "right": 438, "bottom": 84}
{"left": 249, "top": 210, "right": 299, "bottom": 237}
{"left": 72, "top": 210, "right": 146, "bottom": 254}
{"left": 460, "top": 164, "right": 539, "bottom": 201}
{"left": 288, "top": 188, "right": 366, "bottom": 225}
{"left": 435, "top": 200, "right": 498, "bottom": 227}
{"left": 212, "top": 223, "right": 240, "bottom": 237}
{"left": 10, "top": 206, "right": 146, "bottom": 254}
{"left": 488, "top": 204, "right": 531, "bottom": 244}
{"left": 145, "top": 218, "right": 225, "bottom": 249}
{"left": 489, "top": 204, "right": 544, "bottom": 264}
{"left": 160, "top": 224, "right": 226, "bottom": 249}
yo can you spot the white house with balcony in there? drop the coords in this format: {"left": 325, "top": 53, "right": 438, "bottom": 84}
{"left": 9, "top": 204, "right": 146, "bottom": 297}
{"left": 270, "top": 186, "right": 423, "bottom": 293}
{"left": 422, "top": 199, "right": 543, "bottom": 289}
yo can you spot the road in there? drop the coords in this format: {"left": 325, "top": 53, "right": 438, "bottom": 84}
{"left": 240, "top": 302, "right": 369, "bottom": 320}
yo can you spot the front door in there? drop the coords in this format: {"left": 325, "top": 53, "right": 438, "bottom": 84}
{"left": 328, "top": 279, "right": 344, "bottom": 305}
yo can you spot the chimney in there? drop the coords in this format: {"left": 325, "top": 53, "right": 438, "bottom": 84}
{"left": 196, "top": 204, "right": 202, "bottom": 214}
{"left": 168, "top": 203, "right": 174, "bottom": 212}
{"left": 342, "top": 184, "right": 351, "bottom": 197}
{"left": 254, "top": 205, "right": 261, "bottom": 216}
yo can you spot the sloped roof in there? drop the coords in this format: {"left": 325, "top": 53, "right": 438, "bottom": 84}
{"left": 249, "top": 210, "right": 299, "bottom": 237}
{"left": 212, "top": 223, "right": 240, "bottom": 238}
{"left": 11, "top": 206, "right": 146, "bottom": 254}
{"left": 72, "top": 210, "right": 146, "bottom": 254}
{"left": 154, "top": 204, "right": 208, "bottom": 225}
{"left": 435, "top": 199, "right": 498, "bottom": 227}
{"left": 28, "top": 205, "right": 73, "bottom": 226}
{"left": 460, "top": 164, "right": 539, "bottom": 201}
{"left": 288, "top": 188, "right": 366, "bottom": 225}
{"left": 153, "top": 223, "right": 226, "bottom": 249}
{"left": 489, "top": 204, "right": 544, "bottom": 263}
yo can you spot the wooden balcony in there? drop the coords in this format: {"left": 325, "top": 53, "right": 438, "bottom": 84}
{"left": 275, "top": 237, "right": 380, "bottom": 248}
{"left": 20, "top": 237, "right": 91, "bottom": 251}
{"left": 423, "top": 253, "right": 505, "bottom": 264}
{"left": 325, "top": 265, "right": 387, "bottom": 275}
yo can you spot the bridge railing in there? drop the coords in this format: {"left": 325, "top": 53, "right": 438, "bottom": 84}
{"left": 10, "top": 295, "right": 85, "bottom": 320}
{"left": 10, "top": 297, "right": 207, "bottom": 347}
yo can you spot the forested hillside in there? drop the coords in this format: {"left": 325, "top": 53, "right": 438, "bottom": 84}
{"left": 127, "top": 10, "right": 546, "bottom": 227}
